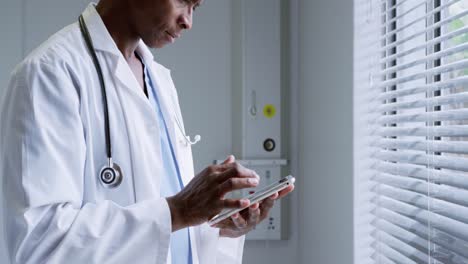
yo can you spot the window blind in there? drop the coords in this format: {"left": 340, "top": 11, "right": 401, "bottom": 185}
{"left": 354, "top": 0, "right": 468, "bottom": 263}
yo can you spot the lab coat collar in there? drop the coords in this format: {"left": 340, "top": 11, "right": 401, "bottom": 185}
{"left": 136, "top": 41, "right": 155, "bottom": 63}
{"left": 81, "top": 3, "right": 122, "bottom": 58}
{"left": 81, "top": 3, "right": 156, "bottom": 63}
{"left": 81, "top": 3, "right": 157, "bottom": 104}
{"left": 79, "top": 4, "right": 154, "bottom": 109}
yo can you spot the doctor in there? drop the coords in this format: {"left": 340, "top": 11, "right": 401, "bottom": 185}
{"left": 0, "top": 0, "right": 293, "bottom": 263}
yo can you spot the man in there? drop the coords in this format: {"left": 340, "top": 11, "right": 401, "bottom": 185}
{"left": 0, "top": 0, "right": 294, "bottom": 263}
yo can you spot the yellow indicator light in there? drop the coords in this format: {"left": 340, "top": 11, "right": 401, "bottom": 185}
{"left": 263, "top": 104, "right": 276, "bottom": 119}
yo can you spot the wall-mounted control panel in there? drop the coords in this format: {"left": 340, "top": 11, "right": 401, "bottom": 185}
{"left": 227, "top": 0, "right": 286, "bottom": 240}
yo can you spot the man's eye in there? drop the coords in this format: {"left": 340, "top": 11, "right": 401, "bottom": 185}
{"left": 180, "top": 0, "right": 199, "bottom": 11}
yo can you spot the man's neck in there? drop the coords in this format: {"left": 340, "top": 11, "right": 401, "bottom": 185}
{"left": 95, "top": 1, "right": 140, "bottom": 61}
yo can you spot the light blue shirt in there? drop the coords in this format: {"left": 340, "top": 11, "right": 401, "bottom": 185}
{"left": 141, "top": 56, "right": 192, "bottom": 264}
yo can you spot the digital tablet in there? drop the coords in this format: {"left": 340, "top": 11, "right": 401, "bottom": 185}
{"left": 208, "top": 175, "right": 295, "bottom": 226}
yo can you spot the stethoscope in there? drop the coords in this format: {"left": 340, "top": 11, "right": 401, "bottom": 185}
{"left": 78, "top": 15, "right": 200, "bottom": 189}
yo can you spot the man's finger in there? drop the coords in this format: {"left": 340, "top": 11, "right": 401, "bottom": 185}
{"left": 217, "top": 164, "right": 259, "bottom": 183}
{"left": 221, "top": 155, "right": 235, "bottom": 165}
{"left": 259, "top": 196, "right": 275, "bottom": 220}
{"left": 278, "top": 185, "right": 294, "bottom": 199}
{"left": 250, "top": 203, "right": 260, "bottom": 209}
{"left": 208, "top": 156, "right": 236, "bottom": 176}
{"left": 247, "top": 203, "right": 260, "bottom": 225}
{"left": 212, "top": 218, "right": 233, "bottom": 229}
{"left": 222, "top": 198, "right": 250, "bottom": 209}
{"left": 218, "top": 177, "right": 258, "bottom": 196}
{"left": 231, "top": 213, "right": 247, "bottom": 229}
{"left": 268, "top": 192, "right": 279, "bottom": 200}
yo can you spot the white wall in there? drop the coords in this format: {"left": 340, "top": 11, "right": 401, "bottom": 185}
{"left": 297, "top": 0, "right": 354, "bottom": 263}
{"left": 0, "top": 1, "right": 23, "bottom": 260}
{"left": 0, "top": 1, "right": 22, "bottom": 97}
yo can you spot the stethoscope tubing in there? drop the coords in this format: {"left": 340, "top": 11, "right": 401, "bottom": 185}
{"left": 79, "top": 15, "right": 113, "bottom": 162}
{"left": 79, "top": 15, "right": 124, "bottom": 188}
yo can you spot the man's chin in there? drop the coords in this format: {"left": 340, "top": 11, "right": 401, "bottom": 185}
{"left": 141, "top": 37, "right": 166, "bottom": 49}
{"left": 154, "top": 42, "right": 168, "bottom": 49}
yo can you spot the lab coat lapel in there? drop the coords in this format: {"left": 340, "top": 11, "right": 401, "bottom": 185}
{"left": 145, "top": 64, "right": 193, "bottom": 187}
{"left": 113, "top": 60, "right": 151, "bottom": 105}
{"left": 113, "top": 58, "right": 168, "bottom": 203}
{"left": 143, "top": 57, "right": 201, "bottom": 264}
{"left": 82, "top": 4, "right": 165, "bottom": 202}
{"left": 82, "top": 4, "right": 153, "bottom": 109}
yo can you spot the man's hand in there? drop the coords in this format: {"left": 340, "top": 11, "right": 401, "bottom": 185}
{"left": 211, "top": 184, "right": 294, "bottom": 238}
{"left": 166, "top": 155, "right": 260, "bottom": 232}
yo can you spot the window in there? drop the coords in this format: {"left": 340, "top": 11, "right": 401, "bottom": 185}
{"left": 354, "top": 0, "right": 468, "bottom": 263}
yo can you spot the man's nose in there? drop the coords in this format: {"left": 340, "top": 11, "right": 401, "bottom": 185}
{"left": 179, "top": 12, "right": 193, "bottom": 30}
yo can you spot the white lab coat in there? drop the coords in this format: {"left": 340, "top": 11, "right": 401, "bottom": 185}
{"left": 0, "top": 4, "right": 244, "bottom": 264}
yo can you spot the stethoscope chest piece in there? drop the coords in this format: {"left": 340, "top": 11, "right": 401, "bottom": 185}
{"left": 100, "top": 162, "right": 123, "bottom": 188}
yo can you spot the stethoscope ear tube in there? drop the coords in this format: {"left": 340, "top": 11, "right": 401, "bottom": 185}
{"left": 79, "top": 15, "right": 122, "bottom": 188}
{"left": 174, "top": 113, "right": 201, "bottom": 146}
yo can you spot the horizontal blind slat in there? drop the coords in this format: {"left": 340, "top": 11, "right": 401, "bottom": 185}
{"left": 372, "top": 173, "right": 468, "bottom": 207}
{"left": 375, "top": 207, "right": 468, "bottom": 259}
{"left": 375, "top": 58, "right": 468, "bottom": 88}
{"left": 373, "top": 125, "right": 468, "bottom": 137}
{"left": 378, "top": 8, "right": 468, "bottom": 50}
{"left": 370, "top": 138, "right": 468, "bottom": 154}
{"left": 372, "top": 149, "right": 468, "bottom": 172}
{"left": 372, "top": 183, "right": 468, "bottom": 224}
{"left": 378, "top": 42, "right": 468, "bottom": 77}
{"left": 372, "top": 241, "right": 419, "bottom": 264}
{"left": 375, "top": 92, "right": 468, "bottom": 113}
{"left": 380, "top": 25, "right": 468, "bottom": 65}
{"left": 370, "top": 219, "right": 468, "bottom": 264}
{"left": 371, "top": 230, "right": 428, "bottom": 262}
{"left": 380, "top": 0, "right": 460, "bottom": 24}
{"left": 372, "top": 196, "right": 468, "bottom": 240}
{"left": 372, "top": 219, "right": 428, "bottom": 252}
{"left": 375, "top": 109, "right": 468, "bottom": 124}
{"left": 372, "top": 217, "right": 468, "bottom": 264}
{"left": 380, "top": 0, "right": 430, "bottom": 28}
{"left": 371, "top": 253, "right": 396, "bottom": 264}
{"left": 380, "top": 0, "right": 419, "bottom": 16}
{"left": 380, "top": 0, "right": 462, "bottom": 43}
{"left": 375, "top": 76, "right": 468, "bottom": 101}
{"left": 372, "top": 161, "right": 468, "bottom": 190}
